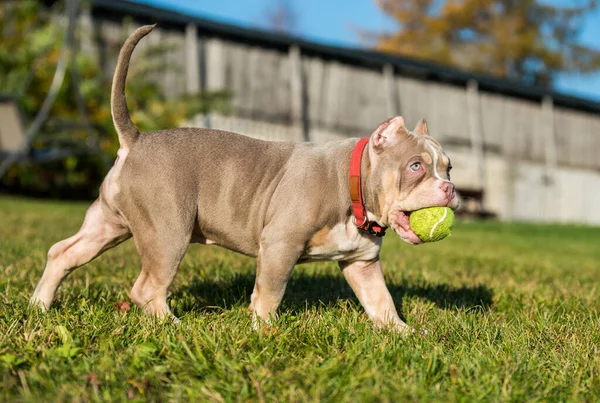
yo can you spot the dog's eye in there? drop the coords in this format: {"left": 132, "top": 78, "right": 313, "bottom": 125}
{"left": 410, "top": 162, "right": 421, "bottom": 172}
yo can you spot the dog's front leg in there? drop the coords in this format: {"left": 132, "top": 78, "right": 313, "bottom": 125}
{"left": 249, "top": 240, "right": 302, "bottom": 329}
{"left": 340, "top": 259, "right": 412, "bottom": 334}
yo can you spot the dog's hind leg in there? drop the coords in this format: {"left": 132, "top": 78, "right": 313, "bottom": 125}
{"left": 30, "top": 200, "right": 131, "bottom": 311}
{"left": 128, "top": 217, "right": 193, "bottom": 319}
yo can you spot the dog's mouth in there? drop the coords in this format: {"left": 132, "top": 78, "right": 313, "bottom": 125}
{"left": 390, "top": 211, "right": 422, "bottom": 245}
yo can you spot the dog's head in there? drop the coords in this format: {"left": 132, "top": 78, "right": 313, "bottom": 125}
{"left": 364, "top": 116, "right": 459, "bottom": 245}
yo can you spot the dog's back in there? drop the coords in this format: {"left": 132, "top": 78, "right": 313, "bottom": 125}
{"left": 113, "top": 127, "right": 296, "bottom": 255}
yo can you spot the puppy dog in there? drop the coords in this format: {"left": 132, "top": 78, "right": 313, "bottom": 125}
{"left": 31, "top": 25, "right": 459, "bottom": 333}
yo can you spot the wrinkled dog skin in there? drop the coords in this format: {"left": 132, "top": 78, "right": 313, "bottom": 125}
{"left": 30, "top": 25, "right": 459, "bottom": 333}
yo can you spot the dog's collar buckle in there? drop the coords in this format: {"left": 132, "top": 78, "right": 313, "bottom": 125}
{"left": 349, "top": 138, "right": 387, "bottom": 238}
{"left": 351, "top": 214, "right": 386, "bottom": 237}
{"left": 351, "top": 215, "right": 368, "bottom": 228}
{"left": 365, "top": 221, "right": 387, "bottom": 237}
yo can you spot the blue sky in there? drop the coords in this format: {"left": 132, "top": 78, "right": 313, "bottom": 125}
{"left": 132, "top": 0, "right": 600, "bottom": 102}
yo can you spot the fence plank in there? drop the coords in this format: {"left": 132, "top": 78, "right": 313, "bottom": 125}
{"left": 185, "top": 24, "right": 200, "bottom": 94}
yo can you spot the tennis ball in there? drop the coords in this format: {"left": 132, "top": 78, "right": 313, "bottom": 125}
{"left": 409, "top": 207, "right": 454, "bottom": 242}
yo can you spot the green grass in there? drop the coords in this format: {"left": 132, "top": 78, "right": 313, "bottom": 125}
{"left": 1, "top": 196, "right": 600, "bottom": 402}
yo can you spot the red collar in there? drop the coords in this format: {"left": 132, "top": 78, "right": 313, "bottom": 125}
{"left": 349, "top": 138, "right": 387, "bottom": 237}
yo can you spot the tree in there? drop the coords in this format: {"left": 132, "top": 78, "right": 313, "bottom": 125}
{"left": 0, "top": 0, "right": 230, "bottom": 198}
{"left": 371, "top": 0, "right": 600, "bottom": 87}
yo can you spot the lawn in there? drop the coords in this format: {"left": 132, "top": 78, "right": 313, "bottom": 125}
{"left": 1, "top": 195, "right": 600, "bottom": 401}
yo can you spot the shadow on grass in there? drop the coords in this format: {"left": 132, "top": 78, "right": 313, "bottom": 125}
{"left": 172, "top": 271, "right": 494, "bottom": 317}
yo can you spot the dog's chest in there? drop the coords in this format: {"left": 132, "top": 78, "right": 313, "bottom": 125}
{"left": 302, "top": 222, "right": 381, "bottom": 262}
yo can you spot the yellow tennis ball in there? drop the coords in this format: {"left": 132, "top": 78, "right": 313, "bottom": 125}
{"left": 409, "top": 207, "right": 454, "bottom": 242}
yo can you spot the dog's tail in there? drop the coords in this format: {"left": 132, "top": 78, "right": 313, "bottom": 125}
{"left": 111, "top": 24, "right": 156, "bottom": 149}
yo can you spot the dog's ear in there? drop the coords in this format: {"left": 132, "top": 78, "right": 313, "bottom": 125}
{"left": 371, "top": 116, "right": 409, "bottom": 150}
{"left": 413, "top": 118, "right": 429, "bottom": 136}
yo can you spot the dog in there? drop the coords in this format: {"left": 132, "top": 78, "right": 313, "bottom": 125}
{"left": 30, "top": 25, "right": 459, "bottom": 333}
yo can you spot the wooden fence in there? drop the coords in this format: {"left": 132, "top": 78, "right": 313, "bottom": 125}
{"left": 79, "top": 3, "right": 600, "bottom": 224}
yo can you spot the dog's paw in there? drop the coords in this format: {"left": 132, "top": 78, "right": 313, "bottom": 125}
{"left": 29, "top": 296, "right": 49, "bottom": 312}
{"left": 251, "top": 312, "right": 277, "bottom": 333}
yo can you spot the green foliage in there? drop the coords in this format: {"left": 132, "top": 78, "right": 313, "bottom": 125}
{"left": 0, "top": 1, "right": 230, "bottom": 199}
{"left": 1, "top": 196, "right": 600, "bottom": 400}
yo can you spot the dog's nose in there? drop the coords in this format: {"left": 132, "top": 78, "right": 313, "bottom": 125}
{"left": 439, "top": 181, "right": 454, "bottom": 195}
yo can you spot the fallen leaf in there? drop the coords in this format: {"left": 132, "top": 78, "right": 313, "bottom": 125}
{"left": 114, "top": 301, "right": 131, "bottom": 312}
{"left": 84, "top": 372, "right": 99, "bottom": 385}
